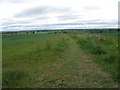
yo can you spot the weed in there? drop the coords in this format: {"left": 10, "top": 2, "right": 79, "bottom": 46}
{"left": 3, "top": 70, "right": 28, "bottom": 88}
{"left": 46, "top": 40, "right": 51, "bottom": 50}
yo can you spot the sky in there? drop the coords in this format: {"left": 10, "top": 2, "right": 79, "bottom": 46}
{"left": 0, "top": 0, "right": 119, "bottom": 31}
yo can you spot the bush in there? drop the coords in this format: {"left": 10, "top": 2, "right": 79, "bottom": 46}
{"left": 77, "top": 39, "right": 107, "bottom": 55}
{"left": 77, "top": 39, "right": 95, "bottom": 49}
{"left": 90, "top": 45, "right": 107, "bottom": 55}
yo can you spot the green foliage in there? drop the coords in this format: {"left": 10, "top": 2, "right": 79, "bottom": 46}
{"left": 75, "top": 33, "right": 119, "bottom": 83}
{"left": 77, "top": 39, "right": 107, "bottom": 55}
{"left": 77, "top": 39, "right": 95, "bottom": 50}
{"left": 2, "top": 30, "right": 118, "bottom": 87}
{"left": 103, "top": 54, "right": 118, "bottom": 64}
{"left": 3, "top": 70, "right": 28, "bottom": 88}
{"left": 90, "top": 45, "right": 107, "bottom": 55}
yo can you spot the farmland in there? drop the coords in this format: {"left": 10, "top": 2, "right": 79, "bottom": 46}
{"left": 2, "top": 29, "right": 119, "bottom": 88}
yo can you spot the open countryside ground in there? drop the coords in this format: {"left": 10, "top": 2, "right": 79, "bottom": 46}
{"left": 2, "top": 30, "right": 119, "bottom": 88}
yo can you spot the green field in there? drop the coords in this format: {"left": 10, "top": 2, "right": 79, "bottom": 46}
{"left": 2, "top": 29, "right": 119, "bottom": 88}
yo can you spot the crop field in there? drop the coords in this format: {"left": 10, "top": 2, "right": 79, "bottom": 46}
{"left": 2, "top": 29, "right": 119, "bottom": 88}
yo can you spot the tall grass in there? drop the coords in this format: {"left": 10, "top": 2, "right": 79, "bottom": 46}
{"left": 3, "top": 70, "right": 29, "bottom": 88}
{"left": 54, "top": 39, "right": 68, "bottom": 53}
{"left": 46, "top": 40, "right": 51, "bottom": 50}
{"left": 77, "top": 39, "right": 107, "bottom": 55}
{"left": 75, "top": 34, "right": 119, "bottom": 83}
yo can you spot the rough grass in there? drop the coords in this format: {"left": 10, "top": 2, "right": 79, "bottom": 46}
{"left": 3, "top": 70, "right": 29, "bottom": 88}
{"left": 77, "top": 39, "right": 107, "bottom": 55}
{"left": 2, "top": 33, "right": 69, "bottom": 88}
{"left": 74, "top": 33, "right": 119, "bottom": 83}
{"left": 2, "top": 31, "right": 118, "bottom": 88}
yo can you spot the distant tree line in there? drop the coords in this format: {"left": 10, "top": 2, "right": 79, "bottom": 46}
{"left": 1, "top": 29, "right": 119, "bottom": 35}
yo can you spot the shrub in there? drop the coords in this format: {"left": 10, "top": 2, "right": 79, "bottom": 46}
{"left": 77, "top": 39, "right": 107, "bottom": 55}
{"left": 90, "top": 45, "right": 107, "bottom": 55}
{"left": 77, "top": 39, "right": 95, "bottom": 49}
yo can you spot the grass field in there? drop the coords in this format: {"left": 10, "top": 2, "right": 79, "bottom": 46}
{"left": 2, "top": 29, "right": 119, "bottom": 88}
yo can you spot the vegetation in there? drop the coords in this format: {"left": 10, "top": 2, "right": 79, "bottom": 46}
{"left": 71, "top": 32, "right": 119, "bottom": 83}
{"left": 3, "top": 70, "right": 28, "bottom": 88}
{"left": 2, "top": 29, "right": 119, "bottom": 88}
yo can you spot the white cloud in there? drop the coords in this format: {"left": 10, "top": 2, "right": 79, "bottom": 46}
{"left": 0, "top": 0, "right": 119, "bottom": 31}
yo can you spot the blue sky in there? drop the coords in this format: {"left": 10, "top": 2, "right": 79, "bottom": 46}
{"left": 0, "top": 0, "right": 119, "bottom": 31}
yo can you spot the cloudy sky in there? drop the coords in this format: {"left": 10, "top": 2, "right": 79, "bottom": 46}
{"left": 0, "top": 0, "right": 119, "bottom": 31}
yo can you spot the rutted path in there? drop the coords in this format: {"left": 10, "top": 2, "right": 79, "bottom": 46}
{"left": 36, "top": 35, "right": 117, "bottom": 88}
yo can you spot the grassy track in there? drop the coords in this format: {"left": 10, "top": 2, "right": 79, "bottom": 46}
{"left": 2, "top": 33, "right": 118, "bottom": 88}
{"left": 46, "top": 36, "right": 117, "bottom": 88}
